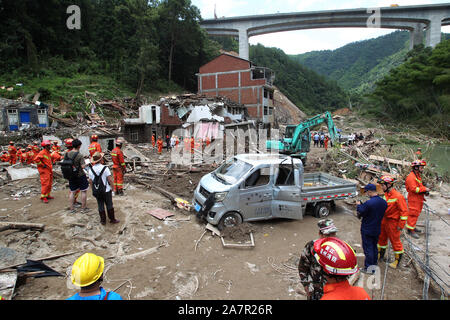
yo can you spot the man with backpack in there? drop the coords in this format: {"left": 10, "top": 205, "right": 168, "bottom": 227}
{"left": 88, "top": 152, "right": 119, "bottom": 225}
{"left": 62, "top": 139, "right": 89, "bottom": 213}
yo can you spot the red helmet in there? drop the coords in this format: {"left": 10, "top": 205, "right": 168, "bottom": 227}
{"left": 411, "top": 160, "right": 426, "bottom": 167}
{"left": 41, "top": 140, "right": 51, "bottom": 147}
{"left": 314, "top": 237, "right": 358, "bottom": 276}
{"left": 64, "top": 138, "right": 73, "bottom": 147}
{"left": 378, "top": 175, "right": 396, "bottom": 185}
{"left": 91, "top": 135, "right": 98, "bottom": 141}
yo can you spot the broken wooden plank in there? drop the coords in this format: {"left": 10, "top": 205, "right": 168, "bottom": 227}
{"left": 368, "top": 155, "right": 410, "bottom": 167}
{"left": 147, "top": 208, "right": 175, "bottom": 220}
{"left": 220, "top": 232, "right": 255, "bottom": 248}
{"left": 0, "top": 222, "right": 45, "bottom": 233}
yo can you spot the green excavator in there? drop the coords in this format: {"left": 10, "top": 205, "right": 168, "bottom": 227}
{"left": 266, "top": 111, "right": 339, "bottom": 164}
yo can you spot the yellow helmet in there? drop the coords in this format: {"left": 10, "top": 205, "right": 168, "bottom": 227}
{"left": 71, "top": 253, "right": 104, "bottom": 287}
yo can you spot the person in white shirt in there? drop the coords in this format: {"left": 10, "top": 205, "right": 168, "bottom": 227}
{"left": 88, "top": 152, "right": 119, "bottom": 225}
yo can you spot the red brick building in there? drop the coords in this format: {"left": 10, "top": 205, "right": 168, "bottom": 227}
{"left": 197, "top": 53, "right": 276, "bottom": 124}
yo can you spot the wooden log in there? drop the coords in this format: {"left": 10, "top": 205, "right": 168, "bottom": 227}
{"left": 0, "top": 222, "right": 45, "bottom": 232}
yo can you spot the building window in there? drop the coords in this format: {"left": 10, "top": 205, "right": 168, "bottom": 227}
{"left": 7, "top": 109, "right": 18, "bottom": 126}
{"left": 131, "top": 131, "right": 139, "bottom": 142}
{"left": 37, "top": 108, "right": 48, "bottom": 127}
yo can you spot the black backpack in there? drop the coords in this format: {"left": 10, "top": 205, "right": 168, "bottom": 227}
{"left": 90, "top": 165, "right": 107, "bottom": 199}
{"left": 60, "top": 152, "right": 79, "bottom": 180}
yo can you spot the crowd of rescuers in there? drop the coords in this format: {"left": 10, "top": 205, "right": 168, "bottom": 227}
{"left": 1, "top": 136, "right": 428, "bottom": 300}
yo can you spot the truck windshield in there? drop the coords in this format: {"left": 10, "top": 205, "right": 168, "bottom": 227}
{"left": 215, "top": 158, "right": 252, "bottom": 185}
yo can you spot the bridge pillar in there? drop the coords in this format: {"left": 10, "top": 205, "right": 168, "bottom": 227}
{"left": 425, "top": 17, "right": 442, "bottom": 48}
{"left": 238, "top": 28, "right": 250, "bottom": 61}
{"left": 409, "top": 24, "right": 424, "bottom": 50}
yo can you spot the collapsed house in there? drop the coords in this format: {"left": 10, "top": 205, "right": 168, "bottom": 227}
{"left": 0, "top": 98, "right": 49, "bottom": 132}
{"left": 121, "top": 94, "right": 252, "bottom": 143}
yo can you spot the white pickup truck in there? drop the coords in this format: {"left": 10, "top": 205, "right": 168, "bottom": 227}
{"left": 193, "top": 154, "right": 357, "bottom": 230}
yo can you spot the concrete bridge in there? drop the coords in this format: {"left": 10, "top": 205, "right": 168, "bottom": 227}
{"left": 200, "top": 3, "right": 450, "bottom": 60}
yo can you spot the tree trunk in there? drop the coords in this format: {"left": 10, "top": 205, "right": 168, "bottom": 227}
{"left": 168, "top": 31, "right": 175, "bottom": 82}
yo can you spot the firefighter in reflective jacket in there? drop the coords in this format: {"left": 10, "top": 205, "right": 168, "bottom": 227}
{"left": 35, "top": 140, "right": 54, "bottom": 203}
{"left": 405, "top": 160, "right": 429, "bottom": 239}
{"left": 88, "top": 135, "right": 102, "bottom": 157}
{"left": 111, "top": 139, "right": 126, "bottom": 195}
{"left": 26, "top": 146, "right": 36, "bottom": 165}
{"left": 377, "top": 175, "right": 408, "bottom": 269}
{"left": 8, "top": 141, "right": 17, "bottom": 165}
{"left": 0, "top": 151, "right": 10, "bottom": 163}
{"left": 156, "top": 136, "right": 163, "bottom": 154}
{"left": 51, "top": 141, "right": 61, "bottom": 153}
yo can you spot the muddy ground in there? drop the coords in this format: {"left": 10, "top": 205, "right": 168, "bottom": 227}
{"left": 1, "top": 142, "right": 448, "bottom": 301}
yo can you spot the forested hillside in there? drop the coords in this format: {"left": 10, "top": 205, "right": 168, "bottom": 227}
{"left": 0, "top": 0, "right": 221, "bottom": 101}
{"left": 292, "top": 31, "right": 411, "bottom": 91}
{"left": 358, "top": 41, "right": 450, "bottom": 138}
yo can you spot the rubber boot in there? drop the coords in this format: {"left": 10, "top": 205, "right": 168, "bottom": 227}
{"left": 389, "top": 253, "right": 403, "bottom": 269}
{"left": 414, "top": 227, "right": 423, "bottom": 234}
{"left": 408, "top": 229, "right": 420, "bottom": 239}
{"left": 107, "top": 208, "right": 120, "bottom": 224}
{"left": 99, "top": 211, "right": 106, "bottom": 225}
{"left": 378, "top": 248, "right": 386, "bottom": 262}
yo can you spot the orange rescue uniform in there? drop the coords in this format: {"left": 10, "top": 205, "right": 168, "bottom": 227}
{"left": 26, "top": 150, "right": 36, "bottom": 165}
{"left": 0, "top": 153, "right": 10, "bottom": 163}
{"left": 35, "top": 148, "right": 53, "bottom": 200}
{"left": 157, "top": 138, "right": 163, "bottom": 154}
{"left": 405, "top": 171, "right": 427, "bottom": 231}
{"left": 320, "top": 280, "right": 371, "bottom": 300}
{"left": 111, "top": 147, "right": 126, "bottom": 192}
{"left": 88, "top": 141, "right": 102, "bottom": 157}
{"left": 8, "top": 145, "right": 17, "bottom": 164}
{"left": 377, "top": 188, "right": 408, "bottom": 255}
{"left": 51, "top": 151, "right": 62, "bottom": 164}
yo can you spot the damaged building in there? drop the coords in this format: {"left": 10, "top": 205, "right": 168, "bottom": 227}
{"left": 0, "top": 97, "right": 49, "bottom": 132}
{"left": 196, "top": 53, "right": 276, "bottom": 126}
{"left": 121, "top": 94, "right": 251, "bottom": 143}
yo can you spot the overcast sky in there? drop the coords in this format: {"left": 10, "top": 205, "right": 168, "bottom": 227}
{"left": 191, "top": 0, "right": 450, "bottom": 54}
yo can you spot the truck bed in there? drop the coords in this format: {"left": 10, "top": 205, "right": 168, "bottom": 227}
{"left": 301, "top": 172, "right": 357, "bottom": 202}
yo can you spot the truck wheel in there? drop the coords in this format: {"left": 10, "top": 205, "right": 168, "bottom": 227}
{"left": 218, "top": 212, "right": 242, "bottom": 231}
{"left": 314, "top": 202, "right": 331, "bottom": 218}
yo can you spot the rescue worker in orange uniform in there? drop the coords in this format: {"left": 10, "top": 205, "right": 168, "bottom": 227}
{"left": 20, "top": 148, "right": 28, "bottom": 164}
{"left": 0, "top": 151, "right": 10, "bottom": 163}
{"left": 377, "top": 175, "right": 409, "bottom": 269}
{"left": 51, "top": 150, "right": 62, "bottom": 164}
{"left": 111, "top": 139, "right": 126, "bottom": 195}
{"left": 415, "top": 148, "right": 422, "bottom": 159}
{"left": 314, "top": 237, "right": 370, "bottom": 300}
{"left": 151, "top": 134, "right": 156, "bottom": 148}
{"left": 35, "top": 140, "right": 54, "bottom": 203}
{"left": 88, "top": 135, "right": 102, "bottom": 157}
{"left": 32, "top": 141, "right": 40, "bottom": 154}
{"left": 51, "top": 141, "right": 61, "bottom": 153}
{"left": 156, "top": 136, "right": 163, "bottom": 154}
{"left": 405, "top": 160, "right": 430, "bottom": 239}
{"left": 26, "top": 146, "right": 36, "bottom": 165}
{"left": 16, "top": 147, "right": 23, "bottom": 163}
{"left": 190, "top": 137, "right": 195, "bottom": 154}
{"left": 205, "top": 137, "right": 211, "bottom": 147}
{"left": 8, "top": 141, "right": 17, "bottom": 165}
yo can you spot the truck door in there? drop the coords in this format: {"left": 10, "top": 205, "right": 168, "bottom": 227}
{"left": 239, "top": 165, "right": 273, "bottom": 220}
{"left": 272, "top": 164, "right": 303, "bottom": 220}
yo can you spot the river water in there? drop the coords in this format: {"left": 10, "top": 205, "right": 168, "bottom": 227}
{"left": 395, "top": 143, "right": 449, "bottom": 176}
